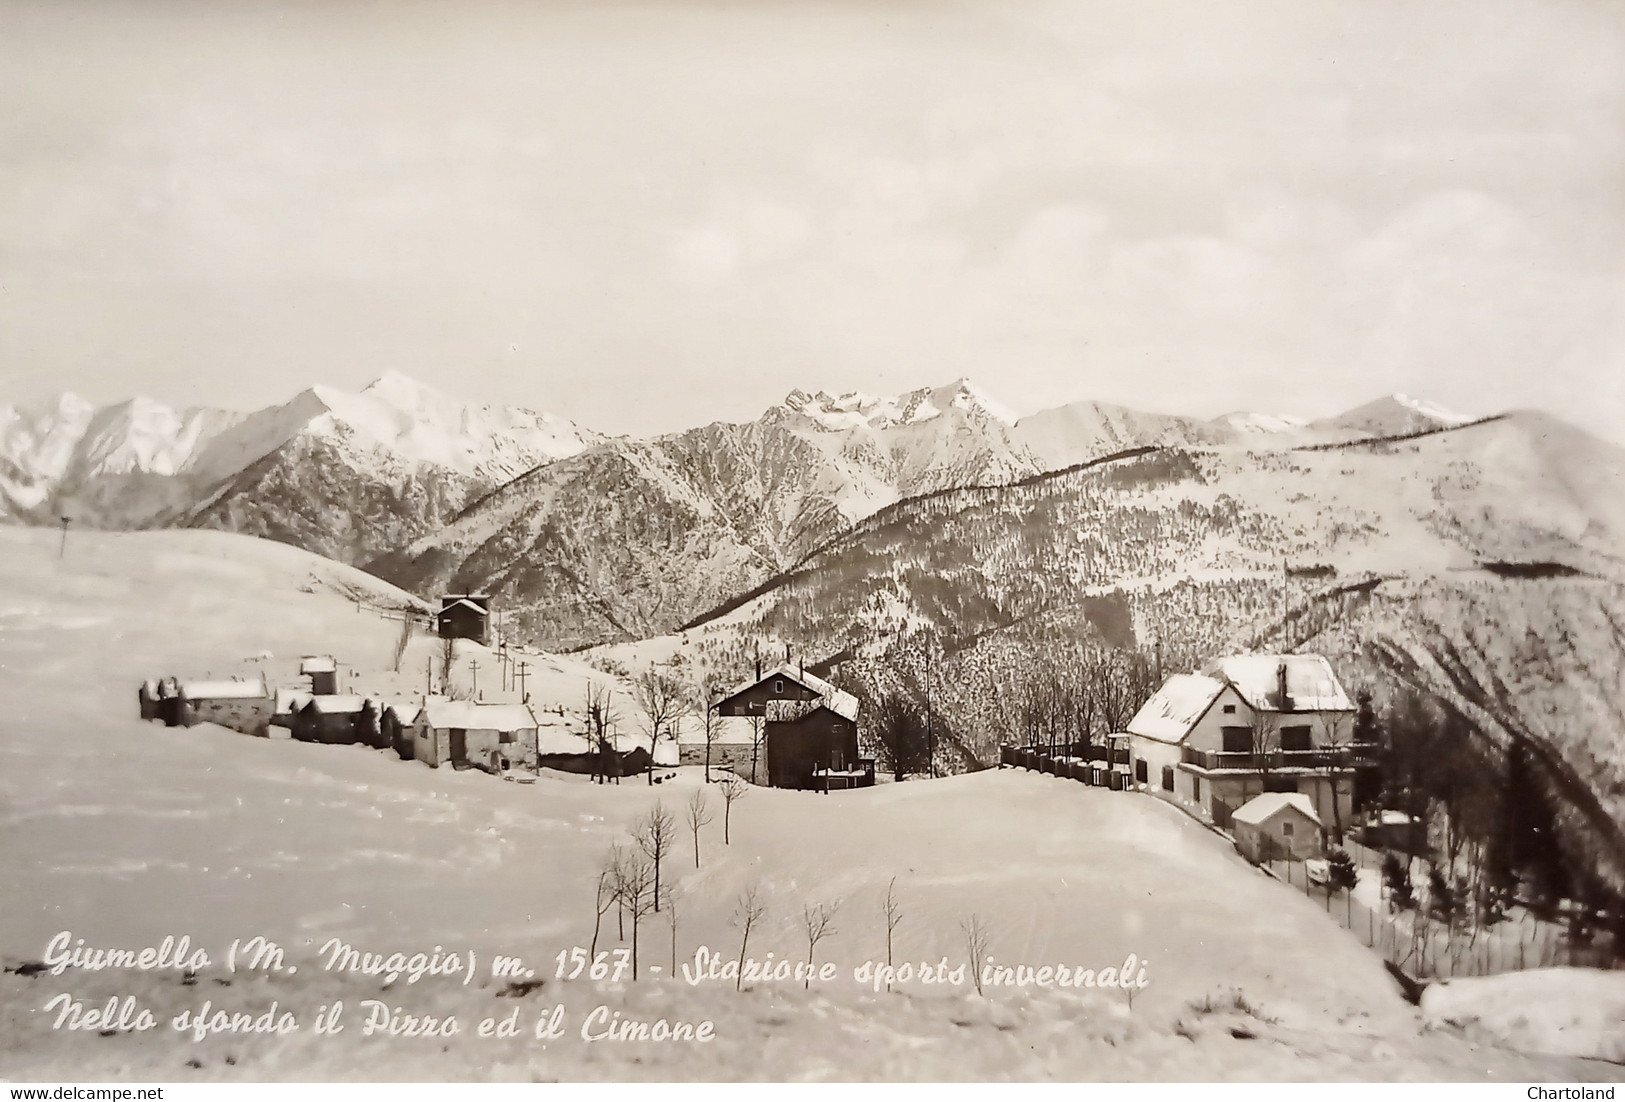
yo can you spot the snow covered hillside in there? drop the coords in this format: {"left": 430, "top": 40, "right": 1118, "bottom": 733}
{"left": 365, "top": 384, "right": 1477, "bottom": 651}
{"left": 641, "top": 416, "right": 1625, "bottom": 878}
{"left": 0, "top": 374, "right": 599, "bottom": 561}
{"left": 0, "top": 527, "right": 1614, "bottom": 1080}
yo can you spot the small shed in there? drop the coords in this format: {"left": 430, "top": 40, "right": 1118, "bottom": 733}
{"left": 437, "top": 595, "right": 491, "bottom": 645}
{"left": 300, "top": 655, "right": 339, "bottom": 696}
{"left": 292, "top": 695, "right": 370, "bottom": 745}
{"left": 411, "top": 699, "right": 537, "bottom": 773}
{"left": 1233, "top": 792, "right": 1324, "bottom": 863}
{"left": 138, "top": 679, "right": 162, "bottom": 721}
{"left": 176, "top": 679, "right": 273, "bottom": 737}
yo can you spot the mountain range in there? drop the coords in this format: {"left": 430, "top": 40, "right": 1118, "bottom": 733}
{"left": 5, "top": 374, "right": 1479, "bottom": 645}
{"left": 0, "top": 372, "right": 599, "bottom": 560}
{"left": 6, "top": 369, "right": 1624, "bottom": 879}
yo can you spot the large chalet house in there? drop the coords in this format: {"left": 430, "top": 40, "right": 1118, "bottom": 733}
{"left": 1125, "top": 654, "right": 1373, "bottom": 833}
{"left": 713, "top": 663, "right": 874, "bottom": 790}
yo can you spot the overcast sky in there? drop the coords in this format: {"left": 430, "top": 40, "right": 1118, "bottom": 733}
{"left": 1, "top": 0, "right": 1622, "bottom": 440}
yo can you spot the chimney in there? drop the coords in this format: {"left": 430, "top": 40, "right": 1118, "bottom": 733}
{"left": 1277, "top": 660, "right": 1292, "bottom": 713}
{"left": 785, "top": 642, "right": 792, "bottom": 665}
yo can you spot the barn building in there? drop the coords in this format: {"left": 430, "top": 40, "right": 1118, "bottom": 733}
{"left": 713, "top": 664, "right": 871, "bottom": 790}
{"left": 437, "top": 595, "right": 491, "bottom": 645}
{"left": 410, "top": 699, "right": 538, "bottom": 774}
{"left": 292, "top": 695, "right": 370, "bottom": 745}
{"left": 175, "top": 679, "right": 273, "bottom": 737}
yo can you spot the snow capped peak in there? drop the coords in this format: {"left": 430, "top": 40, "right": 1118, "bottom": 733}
{"left": 360, "top": 371, "right": 450, "bottom": 418}
{"left": 1389, "top": 393, "right": 1473, "bottom": 426}
{"left": 1319, "top": 393, "right": 1476, "bottom": 437}
{"left": 1213, "top": 410, "right": 1311, "bottom": 434}
{"left": 778, "top": 378, "right": 1017, "bottom": 431}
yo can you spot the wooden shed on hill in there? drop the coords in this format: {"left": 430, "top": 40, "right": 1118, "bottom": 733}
{"left": 713, "top": 664, "right": 870, "bottom": 791}
{"left": 437, "top": 595, "right": 491, "bottom": 645}
{"left": 292, "top": 695, "right": 371, "bottom": 745}
{"left": 411, "top": 699, "right": 537, "bottom": 774}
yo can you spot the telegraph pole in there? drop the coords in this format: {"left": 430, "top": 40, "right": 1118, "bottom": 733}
{"left": 471, "top": 659, "right": 479, "bottom": 700}
{"left": 57, "top": 516, "right": 69, "bottom": 560}
{"left": 516, "top": 661, "right": 530, "bottom": 703}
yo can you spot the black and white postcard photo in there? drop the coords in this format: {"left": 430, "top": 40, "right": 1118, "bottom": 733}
{"left": 1, "top": 0, "right": 1622, "bottom": 1088}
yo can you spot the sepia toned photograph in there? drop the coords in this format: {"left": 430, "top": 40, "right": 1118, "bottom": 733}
{"left": 1, "top": 0, "right": 1622, "bottom": 1085}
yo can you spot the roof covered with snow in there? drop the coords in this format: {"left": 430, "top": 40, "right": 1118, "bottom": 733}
{"left": 299, "top": 655, "right": 336, "bottom": 673}
{"left": 1205, "top": 654, "right": 1354, "bottom": 714}
{"left": 1126, "top": 674, "right": 1226, "bottom": 743}
{"left": 273, "top": 688, "right": 312, "bottom": 715}
{"left": 415, "top": 700, "right": 536, "bottom": 731}
{"left": 720, "top": 662, "right": 860, "bottom": 721}
{"left": 1232, "top": 792, "right": 1322, "bottom": 827}
{"left": 301, "top": 695, "right": 368, "bottom": 714}
{"left": 179, "top": 679, "right": 268, "bottom": 700}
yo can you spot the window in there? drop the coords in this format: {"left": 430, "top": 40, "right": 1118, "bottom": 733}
{"left": 1280, "top": 725, "right": 1312, "bottom": 751}
{"left": 1161, "top": 765, "right": 1174, "bottom": 792}
{"left": 1135, "top": 759, "right": 1148, "bottom": 783}
{"left": 1221, "top": 726, "right": 1252, "bottom": 752}
{"left": 1223, "top": 704, "right": 1236, "bottom": 714}
{"left": 774, "top": 680, "right": 784, "bottom": 694}
{"left": 500, "top": 730, "right": 515, "bottom": 744}
{"left": 1192, "top": 776, "right": 1202, "bottom": 802}
{"left": 1282, "top": 821, "right": 1294, "bottom": 837}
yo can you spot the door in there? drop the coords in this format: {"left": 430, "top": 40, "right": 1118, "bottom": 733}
{"left": 449, "top": 728, "right": 467, "bottom": 765}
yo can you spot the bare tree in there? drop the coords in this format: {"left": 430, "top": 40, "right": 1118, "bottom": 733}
{"left": 440, "top": 636, "right": 457, "bottom": 692}
{"left": 802, "top": 900, "right": 841, "bottom": 989}
{"left": 590, "top": 849, "right": 621, "bottom": 958}
{"left": 392, "top": 614, "right": 414, "bottom": 672}
{"left": 718, "top": 776, "right": 747, "bottom": 844}
{"left": 881, "top": 877, "right": 902, "bottom": 987}
{"left": 731, "top": 884, "right": 767, "bottom": 993}
{"left": 585, "top": 683, "right": 620, "bottom": 785}
{"left": 615, "top": 854, "right": 657, "bottom": 980}
{"left": 665, "top": 887, "right": 681, "bottom": 976}
{"left": 634, "top": 666, "right": 693, "bottom": 785}
{"left": 695, "top": 674, "right": 728, "bottom": 783}
{"left": 747, "top": 713, "right": 764, "bottom": 785}
{"left": 635, "top": 803, "right": 678, "bottom": 912}
{"left": 1323, "top": 709, "right": 1356, "bottom": 844}
{"left": 961, "top": 913, "right": 992, "bottom": 996}
{"left": 685, "top": 788, "right": 713, "bottom": 868}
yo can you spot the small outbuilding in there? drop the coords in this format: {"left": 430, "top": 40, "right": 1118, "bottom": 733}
{"left": 437, "top": 595, "right": 491, "bottom": 645}
{"left": 292, "top": 695, "right": 370, "bottom": 745}
{"left": 411, "top": 699, "right": 537, "bottom": 774}
{"left": 1232, "top": 792, "right": 1324, "bottom": 863}
{"left": 138, "top": 679, "right": 163, "bottom": 721}
{"left": 176, "top": 679, "right": 273, "bottom": 737}
{"left": 300, "top": 655, "right": 339, "bottom": 696}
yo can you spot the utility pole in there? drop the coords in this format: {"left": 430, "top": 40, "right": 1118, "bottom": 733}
{"left": 57, "top": 516, "right": 69, "bottom": 560}
{"left": 516, "top": 661, "right": 530, "bottom": 703}
{"left": 426, "top": 655, "right": 432, "bottom": 697}
{"left": 471, "top": 658, "right": 479, "bottom": 700}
